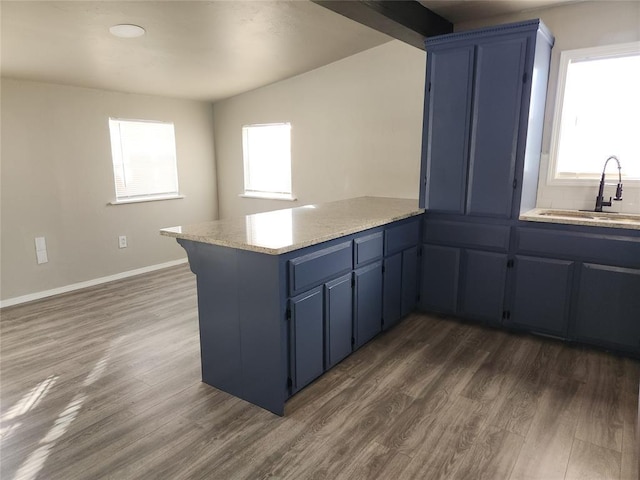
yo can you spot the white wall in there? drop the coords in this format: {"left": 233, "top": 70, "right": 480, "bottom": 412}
{"left": 457, "top": 1, "right": 640, "bottom": 213}
{"left": 0, "top": 79, "right": 217, "bottom": 302}
{"left": 213, "top": 40, "right": 425, "bottom": 218}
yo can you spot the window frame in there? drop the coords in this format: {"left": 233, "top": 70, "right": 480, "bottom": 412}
{"left": 547, "top": 41, "right": 640, "bottom": 187}
{"left": 241, "top": 122, "right": 295, "bottom": 201}
{"left": 108, "top": 117, "right": 183, "bottom": 205}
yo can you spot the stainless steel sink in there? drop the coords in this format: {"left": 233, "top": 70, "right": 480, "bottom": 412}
{"left": 538, "top": 210, "right": 597, "bottom": 219}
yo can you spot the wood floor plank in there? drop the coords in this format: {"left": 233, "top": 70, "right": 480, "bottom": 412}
{"left": 448, "top": 425, "right": 525, "bottom": 480}
{"left": 1, "top": 264, "right": 638, "bottom": 480}
{"left": 565, "top": 438, "right": 622, "bottom": 480}
{"left": 575, "top": 350, "right": 626, "bottom": 452}
{"left": 400, "top": 394, "right": 489, "bottom": 479}
{"left": 509, "top": 375, "right": 583, "bottom": 480}
{"left": 621, "top": 420, "right": 638, "bottom": 480}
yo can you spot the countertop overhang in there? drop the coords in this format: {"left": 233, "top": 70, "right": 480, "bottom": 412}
{"left": 160, "top": 197, "right": 423, "bottom": 255}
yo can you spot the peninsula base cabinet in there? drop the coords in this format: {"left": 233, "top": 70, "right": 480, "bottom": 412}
{"left": 324, "top": 274, "right": 353, "bottom": 369}
{"left": 289, "top": 287, "right": 325, "bottom": 394}
{"left": 574, "top": 263, "right": 640, "bottom": 352}
{"left": 354, "top": 261, "right": 383, "bottom": 349}
{"left": 382, "top": 219, "right": 421, "bottom": 330}
{"left": 177, "top": 215, "right": 421, "bottom": 415}
{"left": 383, "top": 246, "right": 419, "bottom": 330}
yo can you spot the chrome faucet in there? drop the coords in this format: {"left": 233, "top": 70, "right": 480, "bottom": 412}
{"left": 594, "top": 155, "right": 623, "bottom": 212}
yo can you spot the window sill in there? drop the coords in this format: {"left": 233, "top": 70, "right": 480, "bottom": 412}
{"left": 239, "top": 192, "right": 297, "bottom": 201}
{"left": 109, "top": 194, "right": 184, "bottom": 205}
{"left": 546, "top": 178, "right": 640, "bottom": 188}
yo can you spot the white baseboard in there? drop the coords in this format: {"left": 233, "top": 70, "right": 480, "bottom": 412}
{"left": 0, "top": 258, "right": 189, "bottom": 309}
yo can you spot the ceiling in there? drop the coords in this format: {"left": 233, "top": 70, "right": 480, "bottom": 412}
{"left": 418, "top": 0, "right": 581, "bottom": 24}
{"left": 1, "top": 0, "right": 579, "bottom": 103}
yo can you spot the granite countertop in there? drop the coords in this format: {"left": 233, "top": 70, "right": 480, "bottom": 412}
{"left": 520, "top": 208, "right": 640, "bottom": 230}
{"left": 160, "top": 197, "right": 423, "bottom": 255}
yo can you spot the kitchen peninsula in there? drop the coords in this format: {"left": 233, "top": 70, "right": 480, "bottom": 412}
{"left": 161, "top": 197, "right": 423, "bottom": 415}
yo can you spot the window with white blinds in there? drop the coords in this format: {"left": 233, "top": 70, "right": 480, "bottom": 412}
{"left": 108, "top": 118, "right": 180, "bottom": 202}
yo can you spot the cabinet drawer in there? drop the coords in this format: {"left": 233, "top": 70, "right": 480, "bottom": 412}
{"left": 385, "top": 219, "right": 420, "bottom": 255}
{"left": 424, "top": 219, "right": 510, "bottom": 252}
{"left": 354, "top": 232, "right": 383, "bottom": 267}
{"left": 289, "top": 241, "right": 352, "bottom": 296}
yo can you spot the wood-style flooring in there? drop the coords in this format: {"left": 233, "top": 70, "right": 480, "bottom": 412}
{"left": 1, "top": 264, "right": 638, "bottom": 479}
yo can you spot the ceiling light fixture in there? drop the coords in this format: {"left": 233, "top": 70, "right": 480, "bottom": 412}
{"left": 109, "top": 24, "right": 146, "bottom": 38}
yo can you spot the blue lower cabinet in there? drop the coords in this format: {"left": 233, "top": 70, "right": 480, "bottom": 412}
{"left": 419, "top": 244, "right": 460, "bottom": 314}
{"left": 383, "top": 246, "right": 419, "bottom": 331}
{"left": 509, "top": 255, "right": 574, "bottom": 336}
{"left": 575, "top": 263, "right": 640, "bottom": 352}
{"left": 401, "top": 246, "right": 419, "bottom": 317}
{"left": 460, "top": 250, "right": 507, "bottom": 322}
{"left": 325, "top": 274, "right": 353, "bottom": 369}
{"left": 383, "top": 252, "right": 402, "bottom": 330}
{"left": 289, "top": 287, "right": 325, "bottom": 393}
{"left": 354, "top": 261, "right": 383, "bottom": 348}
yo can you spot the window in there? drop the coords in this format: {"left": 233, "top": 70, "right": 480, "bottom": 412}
{"left": 108, "top": 118, "right": 180, "bottom": 203}
{"left": 242, "top": 123, "right": 293, "bottom": 200}
{"left": 549, "top": 42, "right": 640, "bottom": 183}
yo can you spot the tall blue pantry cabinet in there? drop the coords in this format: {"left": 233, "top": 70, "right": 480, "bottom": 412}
{"left": 419, "top": 20, "right": 555, "bottom": 324}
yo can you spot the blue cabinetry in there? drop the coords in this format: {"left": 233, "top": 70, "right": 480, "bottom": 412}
{"left": 177, "top": 214, "right": 421, "bottom": 414}
{"left": 460, "top": 250, "right": 508, "bottom": 322}
{"left": 325, "top": 273, "right": 353, "bottom": 369}
{"left": 382, "top": 219, "right": 421, "bottom": 330}
{"left": 419, "top": 19, "right": 554, "bottom": 218}
{"left": 575, "top": 263, "right": 640, "bottom": 352}
{"left": 508, "top": 256, "right": 574, "bottom": 336}
{"left": 354, "top": 261, "right": 383, "bottom": 348}
{"left": 289, "top": 287, "right": 324, "bottom": 393}
{"left": 420, "top": 244, "right": 459, "bottom": 314}
{"left": 419, "top": 218, "right": 511, "bottom": 323}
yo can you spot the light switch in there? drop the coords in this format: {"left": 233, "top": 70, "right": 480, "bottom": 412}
{"left": 35, "top": 237, "right": 48, "bottom": 264}
{"left": 36, "top": 249, "right": 48, "bottom": 264}
{"left": 35, "top": 236, "right": 47, "bottom": 252}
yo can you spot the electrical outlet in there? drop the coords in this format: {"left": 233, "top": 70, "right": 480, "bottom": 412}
{"left": 118, "top": 235, "right": 127, "bottom": 249}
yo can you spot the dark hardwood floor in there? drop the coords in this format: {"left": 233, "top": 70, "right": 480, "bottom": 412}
{"left": 1, "top": 264, "right": 638, "bottom": 479}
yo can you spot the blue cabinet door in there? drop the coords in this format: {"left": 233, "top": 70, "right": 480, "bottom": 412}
{"left": 383, "top": 247, "right": 420, "bottom": 330}
{"left": 383, "top": 252, "right": 402, "bottom": 331}
{"left": 466, "top": 36, "right": 527, "bottom": 217}
{"left": 460, "top": 250, "right": 507, "bottom": 321}
{"left": 510, "top": 255, "right": 574, "bottom": 336}
{"left": 289, "top": 287, "right": 324, "bottom": 393}
{"left": 354, "top": 261, "right": 383, "bottom": 349}
{"left": 575, "top": 264, "right": 640, "bottom": 352}
{"left": 325, "top": 274, "right": 353, "bottom": 368}
{"left": 420, "top": 244, "right": 460, "bottom": 314}
{"left": 401, "top": 246, "right": 419, "bottom": 317}
{"left": 420, "top": 45, "right": 474, "bottom": 212}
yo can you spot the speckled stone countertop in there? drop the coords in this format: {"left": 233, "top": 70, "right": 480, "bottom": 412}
{"left": 161, "top": 197, "right": 423, "bottom": 255}
{"left": 520, "top": 208, "right": 640, "bottom": 231}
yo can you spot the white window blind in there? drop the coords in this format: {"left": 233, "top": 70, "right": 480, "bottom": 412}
{"left": 242, "top": 123, "right": 292, "bottom": 199}
{"left": 550, "top": 43, "right": 640, "bottom": 182}
{"left": 108, "top": 118, "right": 179, "bottom": 201}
